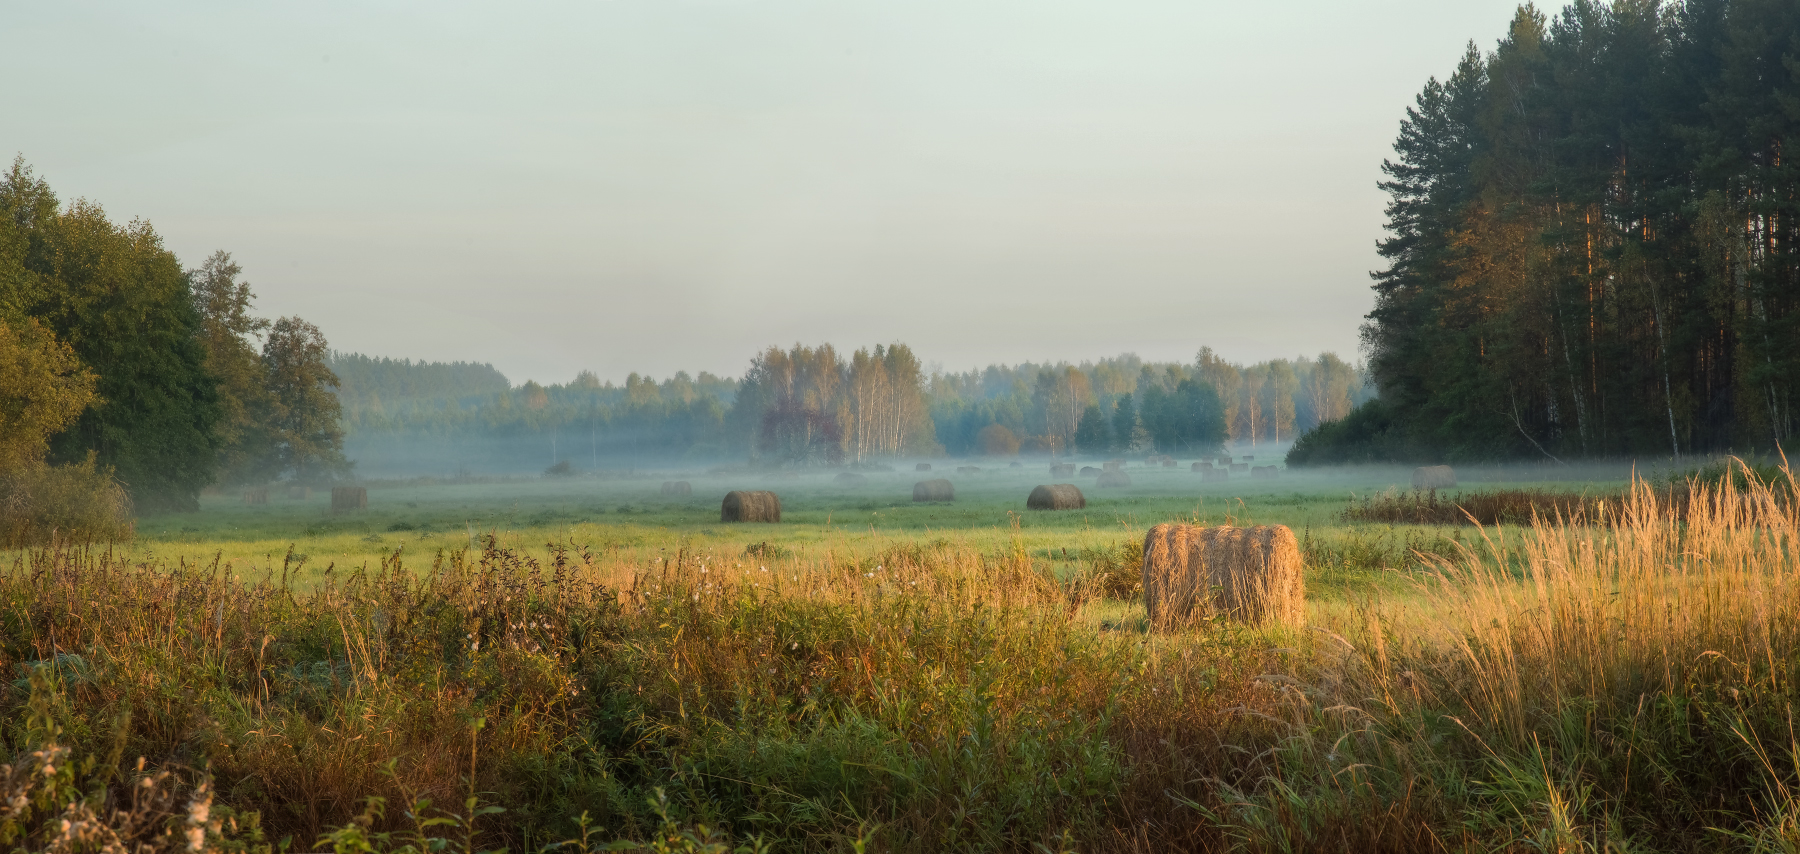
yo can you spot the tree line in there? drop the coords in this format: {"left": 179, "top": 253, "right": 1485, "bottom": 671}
{"left": 337, "top": 342, "right": 1369, "bottom": 471}
{"left": 1317, "top": 0, "right": 1800, "bottom": 464}
{"left": 0, "top": 158, "right": 347, "bottom": 517}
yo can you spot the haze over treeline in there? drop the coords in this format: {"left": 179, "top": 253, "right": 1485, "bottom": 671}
{"left": 1306, "top": 0, "right": 1800, "bottom": 464}
{"left": 332, "top": 345, "right": 1372, "bottom": 475}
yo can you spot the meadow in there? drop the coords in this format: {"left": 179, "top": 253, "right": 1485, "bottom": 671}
{"left": 9, "top": 455, "right": 1796, "bottom": 853}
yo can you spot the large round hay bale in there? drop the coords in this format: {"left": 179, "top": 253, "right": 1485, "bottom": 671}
{"left": 1202, "top": 468, "right": 1229, "bottom": 482}
{"left": 1162, "top": 459, "right": 1177, "bottom": 468}
{"left": 1191, "top": 461, "right": 1212, "bottom": 472}
{"left": 1103, "top": 460, "right": 1122, "bottom": 472}
{"left": 912, "top": 478, "right": 955, "bottom": 502}
{"left": 834, "top": 472, "right": 866, "bottom": 486}
{"left": 1412, "top": 465, "right": 1457, "bottom": 490}
{"left": 331, "top": 486, "right": 367, "bottom": 513}
{"left": 1142, "top": 523, "right": 1303, "bottom": 628}
{"left": 243, "top": 488, "right": 268, "bottom": 505}
{"left": 1097, "top": 471, "right": 1131, "bottom": 488}
{"left": 916, "top": 463, "right": 932, "bottom": 472}
{"left": 721, "top": 490, "right": 781, "bottom": 523}
{"left": 661, "top": 480, "right": 692, "bottom": 496}
{"left": 1027, "top": 484, "right": 1085, "bottom": 510}
{"left": 1216, "top": 455, "right": 1233, "bottom": 466}
{"left": 1079, "top": 465, "right": 1102, "bottom": 477}
{"left": 1251, "top": 466, "right": 1278, "bottom": 480}
{"left": 1050, "top": 463, "right": 1075, "bottom": 477}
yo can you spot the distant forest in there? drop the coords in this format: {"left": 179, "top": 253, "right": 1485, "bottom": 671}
{"left": 1301, "top": 1, "right": 1800, "bottom": 465}
{"left": 333, "top": 346, "right": 1372, "bottom": 474}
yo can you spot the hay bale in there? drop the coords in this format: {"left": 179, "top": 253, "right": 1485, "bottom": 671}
{"left": 1027, "top": 484, "right": 1085, "bottom": 510}
{"left": 331, "top": 487, "right": 367, "bottom": 513}
{"left": 1230, "top": 463, "right": 1249, "bottom": 473}
{"left": 1141, "top": 523, "right": 1304, "bottom": 628}
{"left": 913, "top": 478, "right": 955, "bottom": 502}
{"left": 916, "top": 463, "right": 932, "bottom": 472}
{"left": 1251, "top": 466, "right": 1278, "bottom": 480}
{"left": 834, "top": 472, "right": 866, "bottom": 486}
{"left": 956, "top": 466, "right": 981, "bottom": 475}
{"left": 1079, "top": 465, "right": 1102, "bottom": 477}
{"left": 661, "top": 480, "right": 692, "bottom": 496}
{"left": 1009, "top": 461, "right": 1024, "bottom": 469}
{"left": 285, "top": 486, "right": 310, "bottom": 500}
{"left": 243, "top": 488, "right": 268, "bottom": 506}
{"left": 1202, "top": 468, "right": 1229, "bottom": 482}
{"left": 1412, "top": 465, "right": 1457, "bottom": 490}
{"left": 1162, "top": 459, "right": 1177, "bottom": 468}
{"left": 1097, "top": 471, "right": 1131, "bottom": 488}
{"left": 1191, "top": 461, "right": 1213, "bottom": 472}
{"left": 721, "top": 490, "right": 781, "bottom": 523}
{"left": 1050, "top": 463, "right": 1075, "bottom": 476}
{"left": 1103, "top": 460, "right": 1122, "bottom": 472}
{"left": 1243, "top": 455, "right": 1256, "bottom": 461}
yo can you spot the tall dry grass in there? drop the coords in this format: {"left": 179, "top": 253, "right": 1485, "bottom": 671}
{"left": 4, "top": 465, "right": 1798, "bottom": 852}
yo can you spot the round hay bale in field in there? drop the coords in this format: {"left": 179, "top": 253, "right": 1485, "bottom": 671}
{"left": 661, "top": 481, "right": 692, "bottom": 496}
{"left": 1230, "top": 463, "right": 1249, "bottom": 473}
{"left": 721, "top": 490, "right": 781, "bottom": 523}
{"left": 1216, "top": 455, "right": 1233, "bottom": 466}
{"left": 1027, "top": 484, "right": 1086, "bottom": 510}
{"left": 1202, "top": 468, "right": 1229, "bottom": 482}
{"left": 1412, "top": 465, "right": 1457, "bottom": 490}
{"left": 1162, "top": 459, "right": 1177, "bottom": 468}
{"left": 916, "top": 463, "right": 932, "bottom": 472}
{"left": 1079, "top": 466, "right": 1102, "bottom": 477}
{"left": 1097, "top": 471, "right": 1132, "bottom": 488}
{"left": 1142, "top": 522, "right": 1303, "bottom": 628}
{"left": 1191, "top": 461, "right": 1213, "bottom": 472}
{"left": 834, "top": 472, "right": 866, "bottom": 486}
{"left": 1103, "top": 460, "right": 1123, "bottom": 472}
{"left": 1050, "top": 463, "right": 1075, "bottom": 477}
{"left": 1009, "top": 461, "right": 1024, "bottom": 469}
{"left": 913, "top": 478, "right": 955, "bottom": 502}
{"left": 956, "top": 466, "right": 981, "bottom": 475}
{"left": 1243, "top": 455, "right": 1256, "bottom": 461}
{"left": 243, "top": 488, "right": 268, "bottom": 505}
{"left": 1251, "top": 466, "right": 1278, "bottom": 480}
{"left": 331, "top": 487, "right": 367, "bottom": 513}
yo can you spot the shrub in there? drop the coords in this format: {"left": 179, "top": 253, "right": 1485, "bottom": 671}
{"left": 0, "top": 456, "right": 133, "bottom": 548}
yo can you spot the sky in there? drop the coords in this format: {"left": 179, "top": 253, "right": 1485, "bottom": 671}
{"left": 5, "top": 0, "right": 1526, "bottom": 386}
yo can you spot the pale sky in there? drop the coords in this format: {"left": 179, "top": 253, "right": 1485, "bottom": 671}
{"left": 5, "top": 1, "right": 1524, "bottom": 386}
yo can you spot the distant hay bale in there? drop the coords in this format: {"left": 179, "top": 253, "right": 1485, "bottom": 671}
{"left": 1162, "top": 459, "right": 1177, "bottom": 468}
{"left": 1243, "top": 455, "right": 1256, "bottom": 461}
{"left": 1251, "top": 466, "right": 1278, "bottom": 480}
{"left": 1051, "top": 463, "right": 1075, "bottom": 477}
{"left": 661, "top": 480, "right": 692, "bottom": 496}
{"left": 1191, "top": 461, "right": 1213, "bottom": 472}
{"left": 1230, "top": 463, "right": 1249, "bottom": 473}
{"left": 1009, "top": 461, "right": 1024, "bottom": 468}
{"left": 331, "top": 487, "right": 367, "bottom": 513}
{"left": 916, "top": 463, "right": 932, "bottom": 472}
{"left": 1412, "top": 465, "right": 1457, "bottom": 490}
{"left": 913, "top": 478, "right": 955, "bottom": 502}
{"left": 1027, "top": 484, "right": 1086, "bottom": 510}
{"left": 1141, "top": 522, "right": 1304, "bottom": 628}
{"left": 956, "top": 466, "right": 981, "bottom": 475}
{"left": 833, "top": 472, "right": 866, "bottom": 486}
{"left": 1217, "top": 456, "right": 1233, "bottom": 465}
{"left": 722, "top": 490, "right": 782, "bottom": 523}
{"left": 1104, "top": 460, "right": 1122, "bottom": 472}
{"left": 243, "top": 488, "right": 268, "bottom": 506}
{"left": 285, "top": 486, "right": 310, "bottom": 500}
{"left": 1202, "top": 468, "right": 1230, "bottom": 482}
{"left": 1097, "top": 471, "right": 1131, "bottom": 488}
{"left": 1080, "top": 466, "right": 1102, "bottom": 477}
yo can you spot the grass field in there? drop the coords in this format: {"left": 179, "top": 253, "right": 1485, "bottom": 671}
{"left": 13, "top": 455, "right": 1794, "bottom": 853}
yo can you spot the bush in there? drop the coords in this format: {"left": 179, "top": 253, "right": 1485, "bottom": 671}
{"left": 1285, "top": 398, "right": 1412, "bottom": 466}
{"left": 0, "top": 456, "right": 133, "bottom": 548}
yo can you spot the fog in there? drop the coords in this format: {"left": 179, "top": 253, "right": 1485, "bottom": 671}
{"left": 8, "top": 0, "right": 1524, "bottom": 386}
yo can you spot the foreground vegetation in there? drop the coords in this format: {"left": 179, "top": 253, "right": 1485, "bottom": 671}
{"left": 1, "top": 462, "right": 1796, "bottom": 852}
